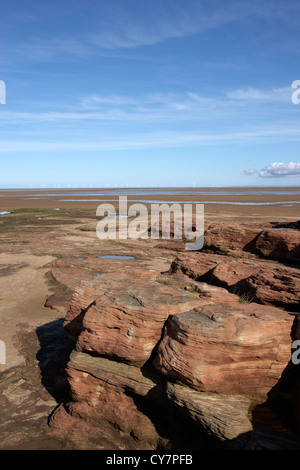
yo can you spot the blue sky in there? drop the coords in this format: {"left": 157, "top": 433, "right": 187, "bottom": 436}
{"left": 1, "top": 0, "right": 300, "bottom": 188}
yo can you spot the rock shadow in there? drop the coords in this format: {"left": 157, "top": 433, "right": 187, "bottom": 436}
{"left": 36, "top": 318, "right": 73, "bottom": 404}
{"left": 233, "top": 316, "right": 300, "bottom": 450}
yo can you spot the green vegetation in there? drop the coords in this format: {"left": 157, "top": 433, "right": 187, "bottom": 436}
{"left": 0, "top": 208, "right": 91, "bottom": 233}
{"left": 156, "top": 278, "right": 199, "bottom": 294}
{"left": 238, "top": 293, "right": 253, "bottom": 304}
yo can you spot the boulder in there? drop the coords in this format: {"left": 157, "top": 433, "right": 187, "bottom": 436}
{"left": 251, "top": 229, "right": 300, "bottom": 262}
{"left": 49, "top": 351, "right": 210, "bottom": 449}
{"left": 153, "top": 302, "right": 294, "bottom": 397}
{"left": 203, "top": 222, "right": 261, "bottom": 254}
{"left": 166, "top": 382, "right": 253, "bottom": 441}
{"left": 168, "top": 252, "right": 223, "bottom": 281}
{"left": 169, "top": 255, "right": 300, "bottom": 311}
{"left": 65, "top": 273, "right": 203, "bottom": 366}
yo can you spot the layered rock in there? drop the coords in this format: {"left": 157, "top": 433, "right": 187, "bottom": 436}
{"left": 48, "top": 219, "right": 300, "bottom": 450}
{"left": 203, "top": 222, "right": 261, "bottom": 255}
{"left": 64, "top": 273, "right": 203, "bottom": 366}
{"left": 49, "top": 350, "right": 255, "bottom": 445}
{"left": 252, "top": 229, "right": 300, "bottom": 262}
{"left": 203, "top": 222, "right": 300, "bottom": 263}
{"left": 153, "top": 303, "right": 294, "bottom": 397}
{"left": 169, "top": 254, "right": 300, "bottom": 311}
{"left": 50, "top": 351, "right": 210, "bottom": 449}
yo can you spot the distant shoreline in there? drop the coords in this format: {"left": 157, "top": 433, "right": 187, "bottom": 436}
{"left": 1, "top": 186, "right": 300, "bottom": 218}
{"left": 1, "top": 185, "right": 300, "bottom": 191}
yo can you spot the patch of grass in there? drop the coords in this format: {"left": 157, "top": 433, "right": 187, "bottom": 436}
{"left": 156, "top": 278, "right": 199, "bottom": 293}
{"left": 0, "top": 211, "right": 81, "bottom": 233}
{"left": 12, "top": 208, "right": 47, "bottom": 214}
{"left": 185, "top": 286, "right": 198, "bottom": 294}
{"left": 156, "top": 278, "right": 174, "bottom": 286}
{"left": 238, "top": 293, "right": 253, "bottom": 304}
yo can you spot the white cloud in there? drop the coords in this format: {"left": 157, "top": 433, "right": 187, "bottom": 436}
{"left": 259, "top": 162, "right": 300, "bottom": 178}
{"left": 227, "top": 87, "right": 291, "bottom": 102}
{"left": 241, "top": 168, "right": 258, "bottom": 175}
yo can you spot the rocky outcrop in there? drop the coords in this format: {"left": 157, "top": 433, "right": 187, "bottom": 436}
{"left": 273, "top": 220, "right": 300, "bottom": 230}
{"left": 50, "top": 351, "right": 210, "bottom": 450}
{"left": 48, "top": 219, "right": 300, "bottom": 450}
{"left": 153, "top": 303, "right": 293, "bottom": 397}
{"left": 203, "top": 222, "right": 261, "bottom": 255}
{"left": 202, "top": 222, "right": 300, "bottom": 263}
{"left": 251, "top": 229, "right": 300, "bottom": 262}
{"left": 169, "top": 255, "right": 300, "bottom": 312}
{"left": 64, "top": 273, "right": 203, "bottom": 366}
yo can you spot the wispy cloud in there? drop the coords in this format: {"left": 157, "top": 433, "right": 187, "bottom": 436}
{"left": 87, "top": 1, "right": 241, "bottom": 50}
{"left": 4, "top": 0, "right": 300, "bottom": 67}
{"left": 2, "top": 128, "right": 300, "bottom": 153}
{"left": 240, "top": 168, "right": 258, "bottom": 175}
{"left": 226, "top": 87, "right": 291, "bottom": 102}
{"left": 1, "top": 84, "right": 297, "bottom": 127}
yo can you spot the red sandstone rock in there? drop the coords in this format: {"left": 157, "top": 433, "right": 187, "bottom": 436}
{"left": 153, "top": 302, "right": 294, "bottom": 397}
{"left": 203, "top": 222, "right": 261, "bottom": 254}
{"left": 202, "top": 223, "right": 300, "bottom": 263}
{"left": 252, "top": 229, "right": 300, "bottom": 262}
{"left": 168, "top": 252, "right": 223, "bottom": 281}
{"left": 48, "top": 221, "right": 300, "bottom": 449}
{"left": 65, "top": 272, "right": 203, "bottom": 366}
{"left": 234, "top": 267, "right": 300, "bottom": 311}
{"left": 169, "top": 254, "right": 300, "bottom": 311}
{"left": 49, "top": 402, "right": 154, "bottom": 450}
{"left": 49, "top": 351, "right": 209, "bottom": 449}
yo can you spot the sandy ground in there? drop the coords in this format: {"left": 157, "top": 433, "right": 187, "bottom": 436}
{"left": 0, "top": 253, "right": 56, "bottom": 370}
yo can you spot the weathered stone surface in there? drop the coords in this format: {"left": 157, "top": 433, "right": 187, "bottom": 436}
{"left": 168, "top": 252, "right": 222, "bottom": 281}
{"left": 49, "top": 403, "right": 153, "bottom": 450}
{"left": 169, "top": 255, "right": 300, "bottom": 311}
{"left": 233, "top": 267, "right": 300, "bottom": 312}
{"left": 65, "top": 273, "right": 203, "bottom": 366}
{"left": 186, "top": 280, "right": 239, "bottom": 304}
{"left": 251, "top": 229, "right": 300, "bottom": 262}
{"left": 202, "top": 223, "right": 300, "bottom": 263}
{"left": 65, "top": 369, "right": 162, "bottom": 445}
{"left": 50, "top": 351, "right": 210, "bottom": 449}
{"left": 203, "top": 222, "right": 261, "bottom": 254}
{"left": 66, "top": 351, "right": 166, "bottom": 397}
{"left": 209, "top": 259, "right": 260, "bottom": 288}
{"left": 153, "top": 302, "right": 294, "bottom": 397}
{"left": 166, "top": 382, "right": 253, "bottom": 441}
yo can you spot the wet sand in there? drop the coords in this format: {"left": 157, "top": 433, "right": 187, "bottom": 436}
{"left": 1, "top": 186, "right": 300, "bottom": 218}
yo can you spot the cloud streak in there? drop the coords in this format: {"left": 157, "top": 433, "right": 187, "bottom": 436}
{"left": 227, "top": 87, "right": 291, "bottom": 103}
{"left": 240, "top": 169, "right": 258, "bottom": 175}
{"left": 2, "top": 130, "right": 300, "bottom": 154}
{"left": 2, "top": 84, "right": 297, "bottom": 127}
{"left": 7, "top": 0, "right": 297, "bottom": 64}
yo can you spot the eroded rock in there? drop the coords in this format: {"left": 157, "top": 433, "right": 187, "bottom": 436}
{"left": 153, "top": 303, "right": 294, "bottom": 397}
